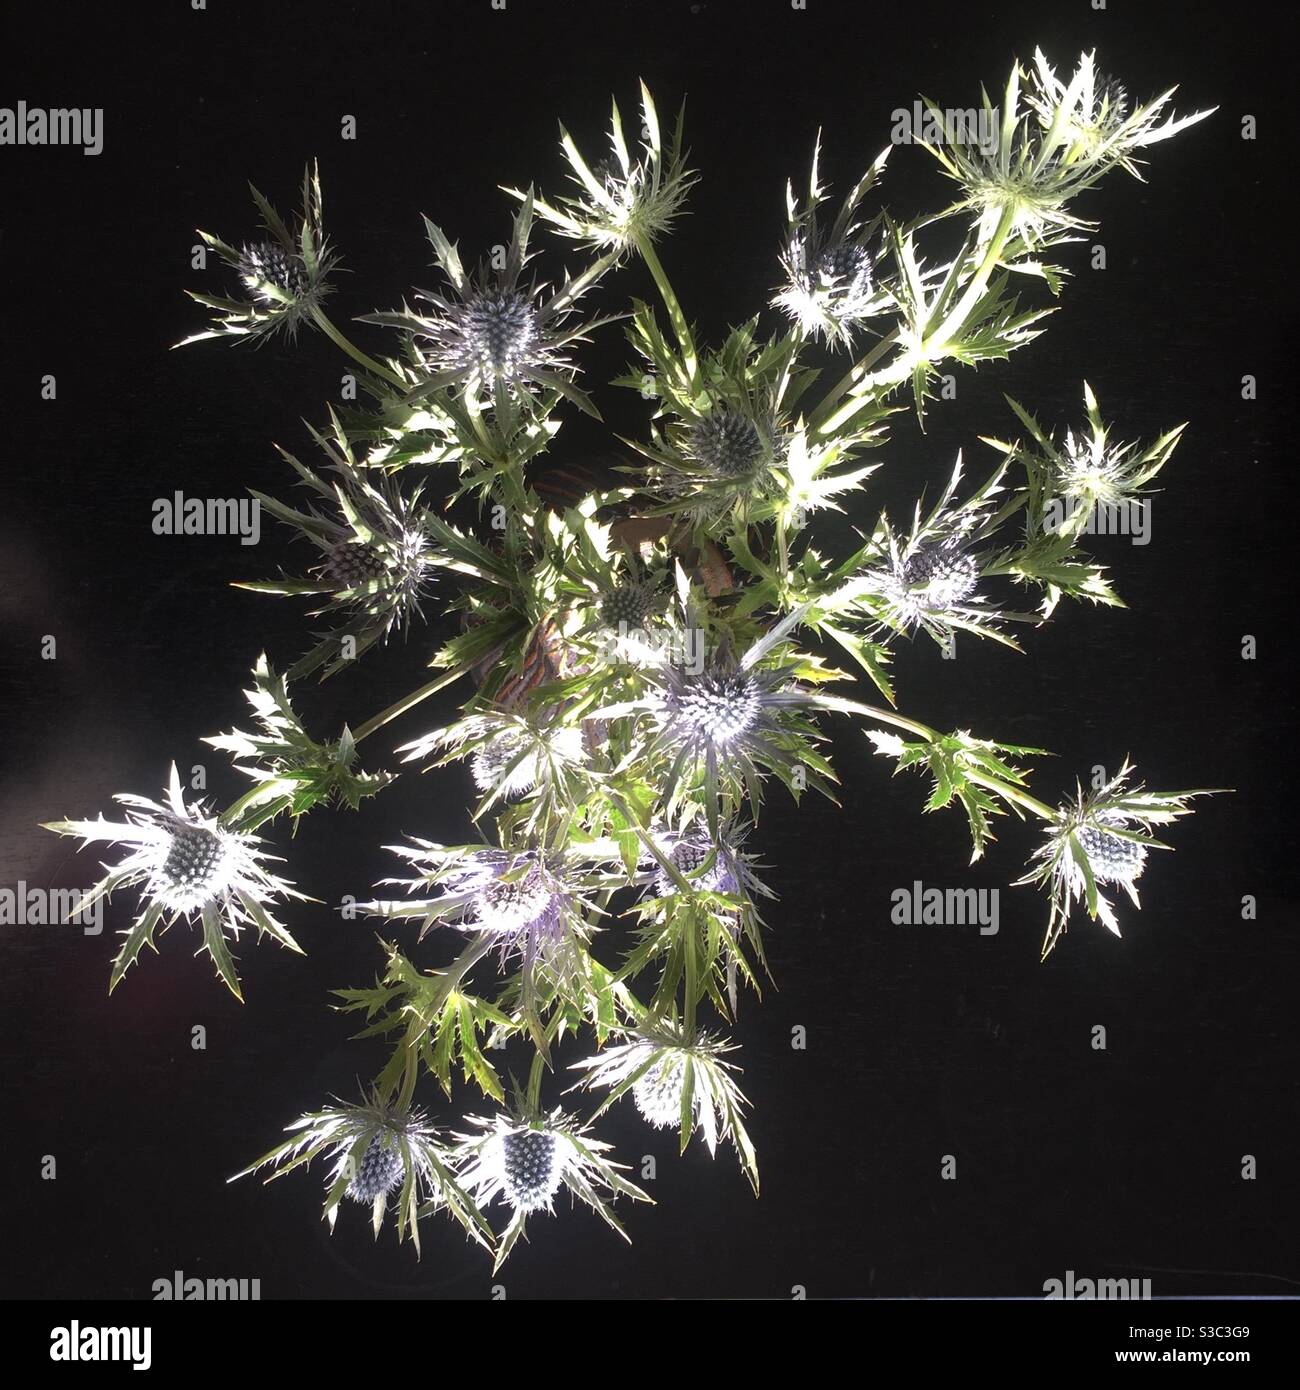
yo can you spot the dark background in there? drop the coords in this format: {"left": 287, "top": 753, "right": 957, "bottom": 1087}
{"left": 1, "top": 0, "right": 1296, "bottom": 1301}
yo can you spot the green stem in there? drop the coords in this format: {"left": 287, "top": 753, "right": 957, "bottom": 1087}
{"left": 220, "top": 787, "right": 294, "bottom": 833}
{"left": 810, "top": 693, "right": 940, "bottom": 741}
{"left": 350, "top": 665, "right": 471, "bottom": 745}
{"left": 548, "top": 249, "right": 619, "bottom": 314}
{"left": 308, "top": 305, "right": 406, "bottom": 388}
{"left": 965, "top": 771, "right": 1056, "bottom": 822}
{"left": 810, "top": 329, "right": 900, "bottom": 434}
{"left": 923, "top": 202, "right": 1017, "bottom": 350}
{"left": 810, "top": 202, "right": 1018, "bottom": 438}
{"left": 633, "top": 234, "right": 700, "bottom": 391}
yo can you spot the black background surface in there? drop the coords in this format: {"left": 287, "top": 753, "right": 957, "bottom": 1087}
{"left": 1, "top": 0, "right": 1296, "bottom": 1302}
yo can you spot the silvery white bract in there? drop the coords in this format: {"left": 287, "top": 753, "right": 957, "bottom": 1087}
{"left": 511, "top": 82, "right": 697, "bottom": 254}
{"left": 44, "top": 764, "right": 305, "bottom": 998}
{"left": 1018, "top": 762, "right": 1217, "bottom": 957}
{"left": 453, "top": 1110, "right": 649, "bottom": 1269}
{"left": 236, "top": 1093, "right": 487, "bottom": 1252}
{"left": 572, "top": 1021, "right": 759, "bottom": 1190}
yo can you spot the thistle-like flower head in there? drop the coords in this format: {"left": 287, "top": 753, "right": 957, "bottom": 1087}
{"left": 591, "top": 606, "right": 835, "bottom": 824}
{"left": 1019, "top": 761, "right": 1215, "bottom": 957}
{"left": 238, "top": 241, "right": 311, "bottom": 303}
{"left": 454, "top": 1108, "right": 649, "bottom": 1265}
{"left": 853, "top": 456, "right": 1017, "bottom": 648}
{"left": 640, "top": 817, "right": 772, "bottom": 906}
{"left": 179, "top": 164, "right": 336, "bottom": 345}
{"left": 773, "top": 138, "right": 890, "bottom": 345}
{"left": 235, "top": 1091, "right": 487, "bottom": 1249}
{"left": 398, "top": 710, "right": 590, "bottom": 837}
{"left": 647, "top": 395, "right": 789, "bottom": 520}
{"left": 243, "top": 412, "right": 435, "bottom": 679}
{"left": 517, "top": 83, "right": 697, "bottom": 253}
{"left": 363, "top": 842, "right": 615, "bottom": 982}
{"left": 364, "top": 194, "right": 610, "bottom": 412}
{"left": 598, "top": 580, "right": 663, "bottom": 632}
{"left": 571, "top": 1019, "right": 759, "bottom": 1188}
{"left": 347, "top": 1132, "right": 406, "bottom": 1203}
{"left": 43, "top": 763, "right": 304, "bottom": 997}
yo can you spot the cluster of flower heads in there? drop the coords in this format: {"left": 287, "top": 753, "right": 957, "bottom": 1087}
{"left": 43, "top": 54, "right": 1223, "bottom": 1275}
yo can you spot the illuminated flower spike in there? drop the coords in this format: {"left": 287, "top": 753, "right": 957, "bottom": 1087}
{"left": 43, "top": 764, "right": 306, "bottom": 998}
{"left": 511, "top": 81, "right": 697, "bottom": 255}
{"left": 396, "top": 709, "right": 589, "bottom": 824}
{"left": 362, "top": 193, "right": 614, "bottom": 417}
{"left": 644, "top": 818, "right": 770, "bottom": 904}
{"left": 922, "top": 49, "right": 1214, "bottom": 248}
{"left": 857, "top": 456, "right": 1023, "bottom": 649}
{"left": 454, "top": 1108, "right": 650, "bottom": 1267}
{"left": 178, "top": 163, "right": 336, "bottom": 345}
{"left": 571, "top": 1018, "right": 758, "bottom": 1191}
{"left": 234, "top": 1092, "right": 490, "bottom": 1253}
{"left": 240, "top": 412, "right": 434, "bottom": 679}
{"left": 773, "top": 137, "right": 892, "bottom": 346}
{"left": 363, "top": 842, "right": 620, "bottom": 982}
{"left": 592, "top": 606, "right": 837, "bottom": 827}
{"left": 998, "top": 383, "right": 1185, "bottom": 541}
{"left": 640, "top": 392, "right": 790, "bottom": 520}
{"left": 1018, "top": 761, "right": 1220, "bottom": 959}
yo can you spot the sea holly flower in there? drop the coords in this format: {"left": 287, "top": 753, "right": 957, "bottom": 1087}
{"left": 240, "top": 412, "right": 436, "bottom": 679}
{"left": 178, "top": 164, "right": 336, "bottom": 345}
{"left": 922, "top": 50, "right": 1214, "bottom": 249}
{"left": 571, "top": 1018, "right": 758, "bottom": 1190}
{"left": 994, "top": 383, "right": 1186, "bottom": 531}
{"left": 234, "top": 1092, "right": 489, "bottom": 1252}
{"left": 1018, "top": 761, "right": 1219, "bottom": 957}
{"left": 592, "top": 606, "right": 840, "bottom": 825}
{"left": 639, "top": 393, "right": 791, "bottom": 520}
{"left": 43, "top": 764, "right": 305, "bottom": 998}
{"left": 362, "top": 194, "right": 612, "bottom": 417}
{"left": 454, "top": 1108, "right": 650, "bottom": 1267}
{"left": 850, "top": 457, "right": 1025, "bottom": 648}
{"left": 513, "top": 81, "right": 697, "bottom": 254}
{"left": 773, "top": 138, "right": 892, "bottom": 346}
{"left": 397, "top": 709, "right": 589, "bottom": 820}
{"left": 599, "top": 582, "right": 660, "bottom": 630}
{"left": 643, "top": 818, "right": 768, "bottom": 902}
{"left": 361, "top": 842, "right": 621, "bottom": 980}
